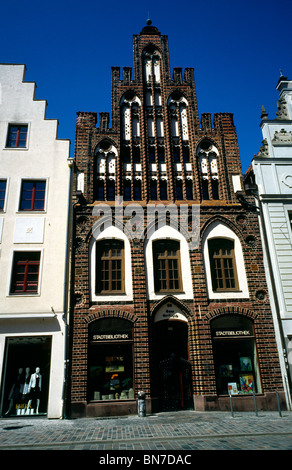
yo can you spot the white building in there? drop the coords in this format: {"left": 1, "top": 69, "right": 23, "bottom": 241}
{"left": 250, "top": 74, "right": 292, "bottom": 409}
{"left": 0, "top": 64, "right": 72, "bottom": 418}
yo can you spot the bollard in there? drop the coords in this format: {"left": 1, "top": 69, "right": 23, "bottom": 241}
{"left": 229, "top": 393, "right": 234, "bottom": 417}
{"left": 253, "top": 390, "right": 258, "bottom": 416}
{"left": 276, "top": 391, "right": 282, "bottom": 417}
{"left": 137, "top": 391, "right": 146, "bottom": 417}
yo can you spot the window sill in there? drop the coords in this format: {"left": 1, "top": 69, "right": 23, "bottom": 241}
{"left": 89, "top": 398, "right": 136, "bottom": 403}
{"left": 3, "top": 147, "right": 29, "bottom": 151}
{"left": 154, "top": 290, "right": 185, "bottom": 295}
{"left": 95, "top": 292, "right": 126, "bottom": 296}
{"left": 213, "top": 289, "right": 242, "bottom": 293}
{"left": 8, "top": 293, "right": 40, "bottom": 297}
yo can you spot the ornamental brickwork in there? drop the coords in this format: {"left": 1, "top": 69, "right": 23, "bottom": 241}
{"left": 69, "top": 22, "right": 284, "bottom": 417}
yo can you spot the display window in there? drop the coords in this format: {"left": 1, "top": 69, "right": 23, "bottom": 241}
{"left": 0, "top": 336, "right": 51, "bottom": 417}
{"left": 88, "top": 318, "right": 134, "bottom": 401}
{"left": 211, "top": 315, "right": 262, "bottom": 396}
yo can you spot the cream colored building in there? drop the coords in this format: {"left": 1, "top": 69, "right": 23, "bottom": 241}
{"left": 0, "top": 64, "right": 72, "bottom": 418}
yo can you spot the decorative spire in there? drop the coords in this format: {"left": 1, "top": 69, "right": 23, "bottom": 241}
{"left": 261, "top": 105, "right": 269, "bottom": 120}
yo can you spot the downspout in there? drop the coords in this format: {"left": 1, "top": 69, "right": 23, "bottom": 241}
{"left": 61, "top": 157, "right": 74, "bottom": 419}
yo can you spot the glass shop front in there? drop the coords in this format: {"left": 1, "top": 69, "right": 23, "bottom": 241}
{"left": 211, "top": 315, "right": 262, "bottom": 396}
{"left": 87, "top": 318, "right": 134, "bottom": 402}
{"left": 1, "top": 336, "right": 51, "bottom": 417}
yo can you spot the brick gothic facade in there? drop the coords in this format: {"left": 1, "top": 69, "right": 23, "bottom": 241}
{"left": 69, "top": 22, "right": 284, "bottom": 417}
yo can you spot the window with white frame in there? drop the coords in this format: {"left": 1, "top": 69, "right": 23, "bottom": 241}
{"left": 90, "top": 225, "right": 133, "bottom": 301}
{"left": 203, "top": 221, "right": 249, "bottom": 299}
{"left": 6, "top": 124, "right": 28, "bottom": 148}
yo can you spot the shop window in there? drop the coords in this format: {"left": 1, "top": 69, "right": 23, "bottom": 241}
{"left": 1, "top": 336, "right": 51, "bottom": 417}
{"left": 96, "top": 240, "right": 124, "bottom": 294}
{"left": 6, "top": 124, "right": 28, "bottom": 148}
{"left": 0, "top": 180, "right": 7, "bottom": 210}
{"left": 208, "top": 238, "right": 239, "bottom": 291}
{"left": 19, "top": 180, "right": 46, "bottom": 211}
{"left": 88, "top": 318, "right": 134, "bottom": 401}
{"left": 211, "top": 315, "right": 262, "bottom": 395}
{"left": 153, "top": 240, "right": 182, "bottom": 293}
{"left": 10, "top": 251, "right": 41, "bottom": 294}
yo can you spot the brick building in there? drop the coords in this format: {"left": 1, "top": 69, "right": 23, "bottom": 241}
{"left": 69, "top": 21, "right": 285, "bottom": 417}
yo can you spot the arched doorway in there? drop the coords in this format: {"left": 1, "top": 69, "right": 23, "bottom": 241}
{"left": 152, "top": 302, "right": 193, "bottom": 411}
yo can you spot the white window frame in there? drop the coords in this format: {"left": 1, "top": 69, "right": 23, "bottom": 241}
{"left": 89, "top": 225, "right": 133, "bottom": 301}
{"left": 0, "top": 177, "right": 9, "bottom": 212}
{"left": 16, "top": 177, "right": 49, "bottom": 213}
{"left": 3, "top": 122, "right": 31, "bottom": 150}
{"left": 7, "top": 248, "right": 44, "bottom": 297}
{"left": 145, "top": 224, "right": 193, "bottom": 300}
{"left": 203, "top": 221, "right": 249, "bottom": 299}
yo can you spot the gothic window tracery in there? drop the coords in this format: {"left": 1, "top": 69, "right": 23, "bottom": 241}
{"left": 95, "top": 140, "right": 117, "bottom": 201}
{"left": 197, "top": 140, "right": 220, "bottom": 201}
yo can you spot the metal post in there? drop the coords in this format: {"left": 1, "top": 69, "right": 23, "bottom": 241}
{"left": 137, "top": 391, "right": 146, "bottom": 417}
{"left": 253, "top": 390, "right": 258, "bottom": 416}
{"left": 229, "top": 393, "right": 234, "bottom": 417}
{"left": 276, "top": 391, "right": 282, "bottom": 417}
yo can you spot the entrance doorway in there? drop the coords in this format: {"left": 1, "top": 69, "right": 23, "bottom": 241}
{"left": 153, "top": 319, "right": 192, "bottom": 411}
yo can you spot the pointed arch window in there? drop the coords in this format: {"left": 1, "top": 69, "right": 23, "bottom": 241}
{"left": 198, "top": 140, "right": 220, "bottom": 201}
{"left": 208, "top": 238, "right": 239, "bottom": 291}
{"left": 153, "top": 240, "right": 182, "bottom": 293}
{"left": 96, "top": 240, "right": 125, "bottom": 294}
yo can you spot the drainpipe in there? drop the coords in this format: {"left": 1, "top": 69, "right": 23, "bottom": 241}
{"left": 236, "top": 189, "right": 292, "bottom": 410}
{"left": 61, "top": 157, "right": 74, "bottom": 419}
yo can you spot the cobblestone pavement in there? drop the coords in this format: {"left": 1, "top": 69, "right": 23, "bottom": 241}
{"left": 0, "top": 410, "right": 292, "bottom": 452}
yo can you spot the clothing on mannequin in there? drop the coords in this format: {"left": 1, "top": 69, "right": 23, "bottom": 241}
{"left": 5, "top": 368, "right": 24, "bottom": 416}
{"left": 26, "top": 367, "right": 42, "bottom": 414}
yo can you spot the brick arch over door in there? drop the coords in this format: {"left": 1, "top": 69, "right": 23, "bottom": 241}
{"left": 84, "top": 309, "right": 138, "bottom": 326}
{"left": 205, "top": 306, "right": 258, "bottom": 322}
{"left": 150, "top": 295, "right": 194, "bottom": 322}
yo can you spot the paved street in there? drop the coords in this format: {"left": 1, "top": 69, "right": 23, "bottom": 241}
{"left": 0, "top": 410, "right": 292, "bottom": 453}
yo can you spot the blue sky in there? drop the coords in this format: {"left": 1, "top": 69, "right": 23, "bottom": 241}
{"left": 1, "top": 0, "right": 291, "bottom": 172}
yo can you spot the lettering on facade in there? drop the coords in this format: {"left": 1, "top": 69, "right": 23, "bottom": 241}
{"left": 91, "top": 333, "right": 130, "bottom": 341}
{"left": 214, "top": 330, "right": 252, "bottom": 337}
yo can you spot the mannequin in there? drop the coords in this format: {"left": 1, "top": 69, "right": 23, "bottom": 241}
{"left": 22, "top": 367, "right": 31, "bottom": 398}
{"left": 5, "top": 368, "right": 24, "bottom": 416}
{"left": 26, "top": 367, "right": 42, "bottom": 414}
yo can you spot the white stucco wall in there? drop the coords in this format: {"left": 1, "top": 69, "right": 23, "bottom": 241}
{"left": 0, "top": 64, "right": 71, "bottom": 418}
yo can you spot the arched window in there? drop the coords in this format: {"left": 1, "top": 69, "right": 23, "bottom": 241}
{"left": 208, "top": 238, "right": 238, "bottom": 291}
{"left": 198, "top": 140, "right": 220, "bottom": 201}
{"left": 202, "top": 221, "right": 249, "bottom": 299}
{"left": 95, "top": 239, "right": 124, "bottom": 294}
{"left": 95, "top": 140, "right": 117, "bottom": 201}
{"left": 153, "top": 240, "right": 182, "bottom": 293}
